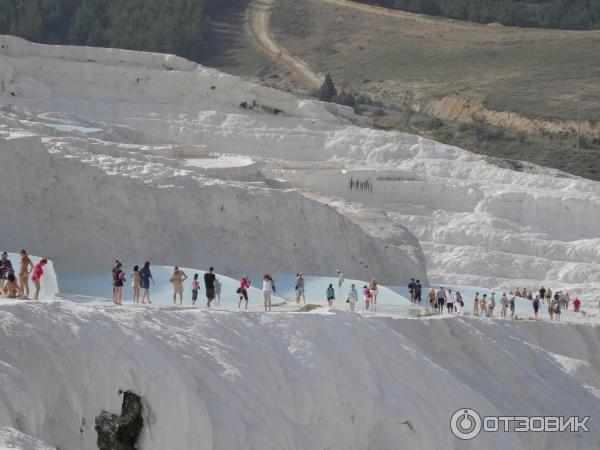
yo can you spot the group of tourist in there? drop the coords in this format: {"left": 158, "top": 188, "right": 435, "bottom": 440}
{"left": 0, "top": 250, "right": 48, "bottom": 301}
{"left": 108, "top": 264, "right": 584, "bottom": 319}
{"left": 2, "top": 251, "right": 585, "bottom": 320}
{"left": 111, "top": 261, "right": 223, "bottom": 308}
{"left": 316, "top": 271, "right": 380, "bottom": 312}
{"left": 420, "top": 284, "right": 581, "bottom": 321}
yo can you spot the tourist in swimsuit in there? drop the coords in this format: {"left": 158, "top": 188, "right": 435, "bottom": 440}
{"left": 31, "top": 258, "right": 48, "bottom": 301}
{"left": 1, "top": 273, "right": 21, "bottom": 298}
{"left": 191, "top": 274, "right": 200, "bottom": 305}
{"left": 131, "top": 265, "right": 141, "bottom": 303}
{"left": 18, "top": 249, "right": 33, "bottom": 299}
{"left": 263, "top": 274, "right": 273, "bottom": 311}
{"left": 170, "top": 266, "right": 187, "bottom": 305}
{"left": 295, "top": 273, "right": 306, "bottom": 304}
{"left": 369, "top": 278, "right": 378, "bottom": 305}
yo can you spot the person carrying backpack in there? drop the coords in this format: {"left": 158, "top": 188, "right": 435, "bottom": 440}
{"left": 326, "top": 284, "right": 335, "bottom": 307}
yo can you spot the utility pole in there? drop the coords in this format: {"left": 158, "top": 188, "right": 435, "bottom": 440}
{"left": 576, "top": 93, "right": 582, "bottom": 149}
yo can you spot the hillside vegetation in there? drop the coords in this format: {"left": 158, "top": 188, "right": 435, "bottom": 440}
{"left": 0, "top": 0, "right": 235, "bottom": 60}
{"left": 268, "top": 0, "right": 600, "bottom": 179}
{"left": 356, "top": 0, "right": 600, "bottom": 29}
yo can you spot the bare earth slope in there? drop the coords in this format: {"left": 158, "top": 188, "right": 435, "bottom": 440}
{"left": 270, "top": 0, "right": 600, "bottom": 124}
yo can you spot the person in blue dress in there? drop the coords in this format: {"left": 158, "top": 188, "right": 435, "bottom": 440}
{"left": 139, "top": 261, "right": 155, "bottom": 304}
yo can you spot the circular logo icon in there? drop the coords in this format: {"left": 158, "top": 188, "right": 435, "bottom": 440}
{"left": 450, "top": 408, "right": 482, "bottom": 440}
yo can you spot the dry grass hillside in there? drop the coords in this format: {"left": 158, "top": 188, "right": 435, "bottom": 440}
{"left": 199, "top": 0, "right": 600, "bottom": 179}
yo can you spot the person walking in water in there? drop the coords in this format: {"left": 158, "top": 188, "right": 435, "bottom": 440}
{"left": 18, "top": 249, "right": 33, "bottom": 299}
{"left": 554, "top": 298, "right": 561, "bottom": 321}
{"left": 326, "top": 283, "right": 335, "bottom": 307}
{"left": 130, "top": 265, "right": 141, "bottom": 303}
{"left": 446, "top": 288, "right": 454, "bottom": 315}
{"left": 563, "top": 291, "right": 570, "bottom": 310}
{"left": 454, "top": 291, "right": 463, "bottom": 314}
{"left": 509, "top": 295, "right": 516, "bottom": 319}
{"left": 204, "top": 267, "right": 216, "bottom": 308}
{"left": 472, "top": 292, "right": 480, "bottom": 316}
{"left": 112, "top": 261, "right": 125, "bottom": 305}
{"left": 414, "top": 280, "right": 422, "bottom": 304}
{"left": 347, "top": 284, "right": 358, "bottom": 312}
{"left": 532, "top": 295, "right": 540, "bottom": 319}
{"left": 548, "top": 297, "right": 555, "bottom": 320}
{"left": 295, "top": 273, "right": 306, "bottom": 304}
{"left": 214, "top": 277, "right": 221, "bottom": 306}
{"left": 573, "top": 297, "right": 581, "bottom": 312}
{"left": 488, "top": 293, "right": 496, "bottom": 317}
{"left": 480, "top": 294, "right": 488, "bottom": 317}
{"left": 170, "top": 266, "right": 187, "bottom": 305}
{"left": 139, "top": 261, "right": 154, "bottom": 304}
{"left": 238, "top": 275, "right": 250, "bottom": 309}
{"left": 263, "top": 274, "right": 274, "bottom": 312}
{"left": 363, "top": 285, "right": 373, "bottom": 310}
{"left": 408, "top": 279, "right": 416, "bottom": 303}
{"left": 428, "top": 288, "right": 436, "bottom": 310}
{"left": 369, "top": 278, "right": 378, "bottom": 304}
{"left": 191, "top": 274, "right": 200, "bottom": 306}
{"left": 436, "top": 287, "right": 446, "bottom": 314}
{"left": 337, "top": 270, "right": 344, "bottom": 288}
{"left": 500, "top": 293, "right": 509, "bottom": 318}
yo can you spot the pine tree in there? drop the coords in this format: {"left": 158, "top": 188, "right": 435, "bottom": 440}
{"left": 319, "top": 74, "right": 337, "bottom": 102}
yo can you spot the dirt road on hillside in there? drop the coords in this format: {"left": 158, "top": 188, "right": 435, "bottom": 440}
{"left": 246, "top": 0, "right": 323, "bottom": 89}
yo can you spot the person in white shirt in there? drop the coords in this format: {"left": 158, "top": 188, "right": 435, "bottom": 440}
{"left": 454, "top": 291, "right": 463, "bottom": 314}
{"left": 337, "top": 269, "right": 344, "bottom": 288}
{"left": 263, "top": 274, "right": 274, "bottom": 312}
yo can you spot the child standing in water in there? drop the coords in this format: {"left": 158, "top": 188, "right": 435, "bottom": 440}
{"left": 191, "top": 274, "right": 200, "bottom": 306}
{"left": 130, "top": 265, "right": 140, "bottom": 303}
{"left": 326, "top": 284, "right": 335, "bottom": 307}
{"left": 347, "top": 284, "right": 358, "bottom": 312}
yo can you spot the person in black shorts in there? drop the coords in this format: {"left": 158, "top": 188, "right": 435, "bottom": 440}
{"left": 414, "top": 280, "right": 422, "bottom": 303}
{"left": 204, "top": 266, "right": 216, "bottom": 308}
